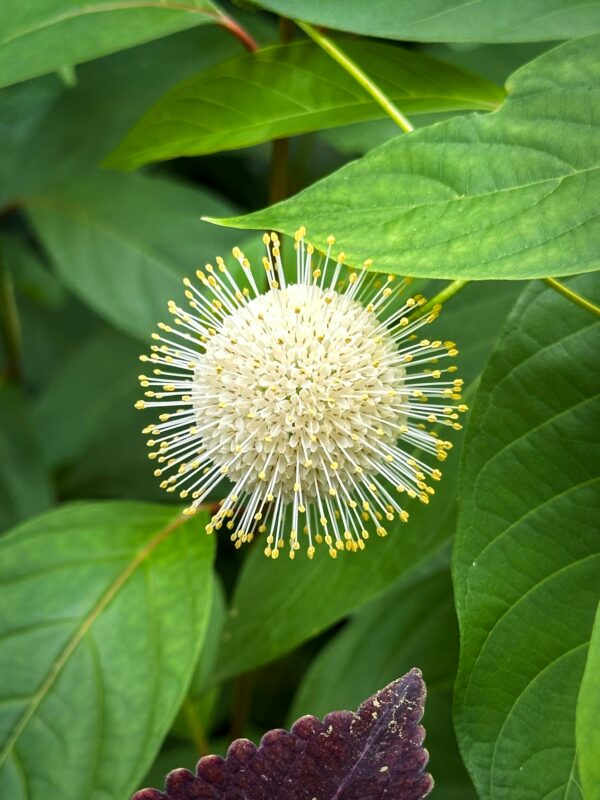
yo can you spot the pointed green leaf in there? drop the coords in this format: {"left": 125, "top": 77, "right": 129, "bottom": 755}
{"left": 0, "top": 26, "right": 252, "bottom": 207}
{"left": 0, "top": 0, "right": 221, "bottom": 89}
{"left": 24, "top": 171, "right": 255, "bottom": 341}
{"left": 252, "top": 0, "right": 600, "bottom": 43}
{"left": 208, "top": 36, "right": 600, "bottom": 280}
{"left": 0, "top": 502, "right": 214, "bottom": 800}
{"left": 0, "top": 385, "right": 54, "bottom": 532}
{"left": 453, "top": 274, "right": 600, "bottom": 799}
{"left": 105, "top": 39, "right": 503, "bottom": 170}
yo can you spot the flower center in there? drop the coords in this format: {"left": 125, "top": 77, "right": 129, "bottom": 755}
{"left": 193, "top": 283, "right": 407, "bottom": 502}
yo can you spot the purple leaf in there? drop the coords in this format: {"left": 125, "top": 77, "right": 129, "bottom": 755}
{"left": 134, "top": 668, "right": 433, "bottom": 800}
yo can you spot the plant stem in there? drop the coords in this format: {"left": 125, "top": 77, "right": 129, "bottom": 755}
{"left": 268, "top": 17, "right": 295, "bottom": 207}
{"left": 296, "top": 20, "right": 414, "bottom": 133}
{"left": 0, "top": 240, "right": 23, "bottom": 382}
{"left": 229, "top": 672, "right": 253, "bottom": 741}
{"left": 269, "top": 138, "right": 290, "bottom": 206}
{"left": 543, "top": 277, "right": 600, "bottom": 318}
{"left": 418, "top": 279, "right": 469, "bottom": 316}
{"left": 181, "top": 698, "right": 211, "bottom": 756}
{"left": 218, "top": 12, "right": 258, "bottom": 52}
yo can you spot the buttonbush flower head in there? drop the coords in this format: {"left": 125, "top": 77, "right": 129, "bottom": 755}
{"left": 137, "top": 229, "right": 465, "bottom": 559}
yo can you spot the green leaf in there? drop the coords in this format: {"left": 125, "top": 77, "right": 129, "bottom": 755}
{"left": 0, "top": 231, "right": 101, "bottom": 390}
{"left": 217, "top": 455, "right": 458, "bottom": 683}
{"left": 172, "top": 578, "right": 226, "bottom": 741}
{"left": 24, "top": 171, "right": 254, "bottom": 341}
{"left": 0, "top": 385, "right": 54, "bottom": 531}
{"left": 290, "top": 564, "right": 475, "bottom": 799}
{"left": 105, "top": 39, "right": 503, "bottom": 170}
{"left": 214, "top": 280, "right": 519, "bottom": 681}
{"left": 0, "top": 501, "right": 215, "bottom": 800}
{"left": 453, "top": 274, "right": 600, "bottom": 799}
{"left": 30, "top": 326, "right": 168, "bottom": 503}
{"left": 2, "top": 229, "right": 65, "bottom": 309}
{"left": 252, "top": 0, "right": 600, "bottom": 43}
{"left": 576, "top": 602, "right": 600, "bottom": 800}
{"left": 209, "top": 35, "right": 600, "bottom": 281}
{"left": 0, "top": 26, "right": 253, "bottom": 207}
{"left": 33, "top": 327, "right": 142, "bottom": 469}
{"left": 0, "top": 0, "right": 221, "bottom": 89}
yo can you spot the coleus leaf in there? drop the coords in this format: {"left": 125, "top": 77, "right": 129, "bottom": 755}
{"left": 133, "top": 669, "right": 432, "bottom": 800}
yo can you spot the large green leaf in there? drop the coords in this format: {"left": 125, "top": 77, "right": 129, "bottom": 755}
{"left": 0, "top": 0, "right": 223, "bottom": 89}
{"left": 24, "top": 171, "right": 249, "bottom": 341}
{"left": 0, "top": 501, "right": 214, "bottom": 800}
{"left": 0, "top": 385, "right": 54, "bottom": 531}
{"left": 105, "top": 39, "right": 503, "bottom": 170}
{"left": 252, "top": 0, "right": 600, "bottom": 43}
{"left": 453, "top": 274, "right": 600, "bottom": 799}
{"left": 214, "top": 279, "right": 520, "bottom": 681}
{"left": 290, "top": 565, "right": 475, "bottom": 799}
{"left": 172, "top": 578, "right": 226, "bottom": 741}
{"left": 33, "top": 327, "right": 141, "bottom": 469}
{"left": 0, "top": 25, "right": 252, "bottom": 208}
{"left": 30, "top": 325, "right": 168, "bottom": 503}
{"left": 209, "top": 35, "right": 600, "bottom": 281}
{"left": 577, "top": 603, "right": 600, "bottom": 800}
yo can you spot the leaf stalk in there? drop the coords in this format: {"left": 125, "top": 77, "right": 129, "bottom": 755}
{"left": 543, "top": 277, "right": 600, "bottom": 318}
{"left": 418, "top": 279, "right": 469, "bottom": 316}
{"left": 295, "top": 21, "right": 414, "bottom": 133}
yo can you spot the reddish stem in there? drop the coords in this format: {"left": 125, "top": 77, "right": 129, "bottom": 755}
{"left": 218, "top": 12, "right": 258, "bottom": 52}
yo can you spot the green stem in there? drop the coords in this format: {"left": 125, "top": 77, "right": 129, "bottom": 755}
{"left": 418, "top": 279, "right": 469, "bottom": 316}
{"left": 296, "top": 21, "right": 414, "bottom": 133}
{"left": 543, "top": 277, "right": 600, "bottom": 318}
{"left": 0, "top": 240, "right": 23, "bottom": 382}
{"left": 268, "top": 17, "right": 295, "bottom": 207}
{"left": 229, "top": 672, "right": 253, "bottom": 741}
{"left": 269, "top": 138, "right": 290, "bottom": 205}
{"left": 181, "top": 698, "right": 211, "bottom": 756}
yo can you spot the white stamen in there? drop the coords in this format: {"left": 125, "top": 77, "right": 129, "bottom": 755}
{"left": 138, "top": 230, "right": 463, "bottom": 558}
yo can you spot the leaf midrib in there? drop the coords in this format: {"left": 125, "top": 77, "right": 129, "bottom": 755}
{"left": 116, "top": 93, "right": 499, "bottom": 166}
{"left": 223, "top": 164, "right": 597, "bottom": 232}
{"left": 0, "top": 510, "right": 189, "bottom": 769}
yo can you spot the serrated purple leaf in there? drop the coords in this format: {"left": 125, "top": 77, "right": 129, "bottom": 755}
{"left": 134, "top": 668, "right": 433, "bottom": 800}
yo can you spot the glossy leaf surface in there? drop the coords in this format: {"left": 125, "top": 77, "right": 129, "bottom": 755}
{"left": 0, "top": 26, "right": 253, "bottom": 207}
{"left": 0, "top": 0, "right": 220, "bottom": 89}
{"left": 252, "top": 0, "right": 600, "bottom": 43}
{"left": 25, "top": 172, "right": 240, "bottom": 341}
{"left": 210, "top": 36, "right": 600, "bottom": 280}
{"left": 0, "top": 502, "right": 214, "bottom": 800}
{"left": 0, "top": 385, "right": 53, "bottom": 531}
{"left": 576, "top": 603, "right": 600, "bottom": 800}
{"left": 106, "top": 40, "right": 503, "bottom": 170}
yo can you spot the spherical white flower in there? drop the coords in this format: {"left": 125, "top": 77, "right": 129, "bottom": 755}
{"left": 137, "top": 230, "right": 465, "bottom": 559}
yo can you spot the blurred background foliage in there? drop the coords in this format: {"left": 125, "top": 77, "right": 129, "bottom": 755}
{"left": 0, "top": 3, "right": 598, "bottom": 800}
